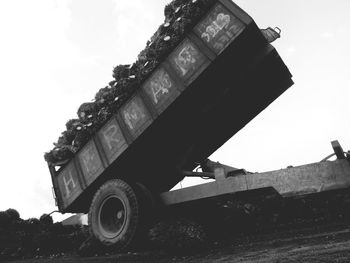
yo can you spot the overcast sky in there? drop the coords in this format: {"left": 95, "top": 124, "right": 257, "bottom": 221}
{"left": 0, "top": 0, "right": 349, "bottom": 222}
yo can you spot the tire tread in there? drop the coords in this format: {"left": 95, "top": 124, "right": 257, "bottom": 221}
{"left": 88, "top": 179, "right": 140, "bottom": 251}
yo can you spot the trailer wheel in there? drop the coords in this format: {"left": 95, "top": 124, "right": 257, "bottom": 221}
{"left": 136, "top": 183, "right": 156, "bottom": 215}
{"left": 88, "top": 179, "right": 140, "bottom": 250}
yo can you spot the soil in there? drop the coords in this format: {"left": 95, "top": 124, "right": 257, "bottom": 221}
{"left": 7, "top": 218, "right": 350, "bottom": 263}
{"left": 7, "top": 190, "right": 350, "bottom": 263}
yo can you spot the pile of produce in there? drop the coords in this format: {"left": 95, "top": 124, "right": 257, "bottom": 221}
{"left": 0, "top": 209, "right": 88, "bottom": 260}
{"left": 44, "top": 0, "right": 216, "bottom": 166}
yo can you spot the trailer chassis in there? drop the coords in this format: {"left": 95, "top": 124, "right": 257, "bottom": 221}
{"left": 161, "top": 141, "right": 350, "bottom": 206}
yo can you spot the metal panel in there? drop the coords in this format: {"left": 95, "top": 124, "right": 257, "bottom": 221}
{"left": 160, "top": 175, "right": 247, "bottom": 205}
{"left": 161, "top": 160, "right": 350, "bottom": 206}
{"left": 219, "top": 0, "right": 253, "bottom": 25}
{"left": 194, "top": 3, "right": 245, "bottom": 54}
{"left": 78, "top": 140, "right": 104, "bottom": 186}
{"left": 142, "top": 67, "right": 181, "bottom": 114}
{"left": 98, "top": 117, "right": 128, "bottom": 165}
{"left": 168, "top": 38, "right": 209, "bottom": 85}
{"left": 57, "top": 161, "right": 83, "bottom": 208}
{"left": 121, "top": 94, "right": 153, "bottom": 139}
{"left": 246, "top": 160, "right": 350, "bottom": 197}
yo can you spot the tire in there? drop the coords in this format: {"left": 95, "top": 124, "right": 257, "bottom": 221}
{"left": 88, "top": 179, "right": 140, "bottom": 251}
{"left": 135, "top": 183, "right": 156, "bottom": 218}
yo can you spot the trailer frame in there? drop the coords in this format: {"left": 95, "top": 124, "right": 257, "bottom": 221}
{"left": 161, "top": 141, "right": 350, "bottom": 206}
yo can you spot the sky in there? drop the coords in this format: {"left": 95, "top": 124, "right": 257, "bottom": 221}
{"left": 0, "top": 0, "right": 349, "bottom": 222}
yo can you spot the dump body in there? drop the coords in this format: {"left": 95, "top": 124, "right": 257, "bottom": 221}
{"left": 50, "top": 0, "right": 293, "bottom": 213}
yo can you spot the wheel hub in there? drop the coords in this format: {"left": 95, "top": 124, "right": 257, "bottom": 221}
{"left": 98, "top": 195, "right": 127, "bottom": 239}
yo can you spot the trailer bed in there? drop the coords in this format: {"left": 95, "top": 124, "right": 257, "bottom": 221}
{"left": 51, "top": 0, "right": 293, "bottom": 213}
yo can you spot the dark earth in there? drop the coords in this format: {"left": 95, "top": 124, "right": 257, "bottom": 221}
{"left": 9, "top": 220, "right": 350, "bottom": 263}
{"left": 6, "top": 189, "right": 350, "bottom": 263}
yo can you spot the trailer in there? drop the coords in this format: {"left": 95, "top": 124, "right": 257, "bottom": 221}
{"left": 47, "top": 0, "right": 303, "bottom": 250}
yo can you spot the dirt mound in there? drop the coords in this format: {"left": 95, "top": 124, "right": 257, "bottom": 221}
{"left": 0, "top": 210, "right": 88, "bottom": 261}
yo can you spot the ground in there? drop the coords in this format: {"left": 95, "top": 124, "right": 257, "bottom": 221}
{"left": 7, "top": 217, "right": 350, "bottom": 263}
{"left": 6, "top": 190, "right": 350, "bottom": 263}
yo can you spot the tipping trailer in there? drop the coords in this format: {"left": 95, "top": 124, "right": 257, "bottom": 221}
{"left": 48, "top": 0, "right": 299, "bottom": 249}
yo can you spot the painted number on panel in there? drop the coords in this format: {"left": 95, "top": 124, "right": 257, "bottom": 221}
{"left": 122, "top": 96, "right": 149, "bottom": 133}
{"left": 171, "top": 39, "right": 206, "bottom": 80}
{"left": 195, "top": 4, "right": 245, "bottom": 53}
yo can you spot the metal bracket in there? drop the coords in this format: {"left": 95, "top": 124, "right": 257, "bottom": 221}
{"left": 260, "top": 27, "right": 281, "bottom": 43}
{"left": 51, "top": 187, "right": 58, "bottom": 206}
{"left": 181, "top": 170, "right": 215, "bottom": 179}
{"left": 331, "top": 140, "right": 346, "bottom": 159}
{"left": 181, "top": 159, "right": 248, "bottom": 180}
